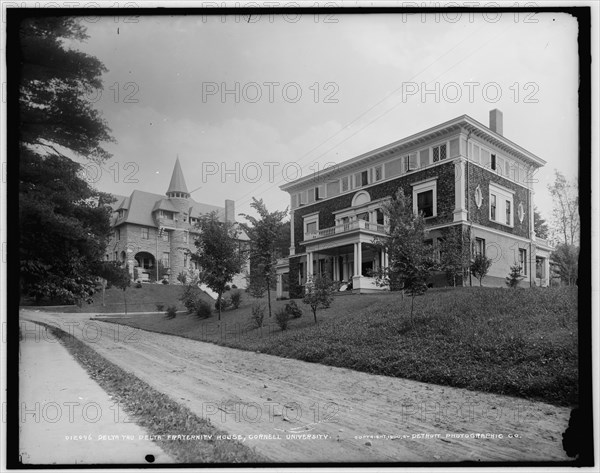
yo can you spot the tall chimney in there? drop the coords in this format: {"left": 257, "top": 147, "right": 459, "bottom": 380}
{"left": 489, "top": 109, "right": 503, "bottom": 135}
{"left": 225, "top": 199, "right": 235, "bottom": 223}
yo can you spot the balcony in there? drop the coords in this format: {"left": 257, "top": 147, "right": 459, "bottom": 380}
{"left": 304, "top": 219, "right": 388, "bottom": 241}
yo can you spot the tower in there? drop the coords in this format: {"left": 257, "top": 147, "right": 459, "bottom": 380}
{"left": 166, "top": 157, "right": 191, "bottom": 277}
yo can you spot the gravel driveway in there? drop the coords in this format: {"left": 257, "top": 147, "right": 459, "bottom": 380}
{"left": 20, "top": 309, "right": 572, "bottom": 463}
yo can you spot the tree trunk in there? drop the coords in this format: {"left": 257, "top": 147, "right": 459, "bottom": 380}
{"left": 313, "top": 308, "right": 318, "bottom": 324}
{"left": 217, "top": 292, "right": 222, "bottom": 321}
{"left": 267, "top": 282, "right": 272, "bottom": 318}
{"left": 410, "top": 293, "right": 415, "bottom": 326}
{"left": 101, "top": 279, "right": 107, "bottom": 306}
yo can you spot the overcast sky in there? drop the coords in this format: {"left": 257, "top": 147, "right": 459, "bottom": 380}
{"left": 70, "top": 9, "right": 579, "bottom": 223}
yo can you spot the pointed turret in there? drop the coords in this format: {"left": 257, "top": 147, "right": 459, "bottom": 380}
{"left": 166, "top": 157, "right": 190, "bottom": 199}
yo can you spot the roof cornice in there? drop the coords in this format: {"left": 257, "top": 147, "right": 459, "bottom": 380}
{"left": 280, "top": 114, "right": 545, "bottom": 193}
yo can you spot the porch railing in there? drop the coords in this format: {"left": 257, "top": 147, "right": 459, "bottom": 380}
{"left": 305, "top": 219, "right": 388, "bottom": 240}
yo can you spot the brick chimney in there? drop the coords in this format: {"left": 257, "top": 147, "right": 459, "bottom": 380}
{"left": 225, "top": 199, "right": 235, "bottom": 223}
{"left": 489, "top": 109, "right": 503, "bottom": 135}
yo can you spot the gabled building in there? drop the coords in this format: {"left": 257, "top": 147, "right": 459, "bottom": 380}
{"left": 277, "top": 110, "right": 553, "bottom": 296}
{"left": 105, "top": 158, "right": 249, "bottom": 286}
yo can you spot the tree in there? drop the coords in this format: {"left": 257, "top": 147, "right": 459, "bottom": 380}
{"left": 534, "top": 206, "right": 549, "bottom": 240}
{"left": 95, "top": 261, "right": 131, "bottom": 306}
{"left": 20, "top": 149, "right": 115, "bottom": 304}
{"left": 240, "top": 198, "right": 288, "bottom": 318}
{"left": 470, "top": 253, "right": 492, "bottom": 287}
{"left": 547, "top": 170, "right": 579, "bottom": 246}
{"left": 550, "top": 243, "right": 579, "bottom": 286}
{"left": 439, "top": 226, "right": 471, "bottom": 287}
{"left": 19, "top": 17, "right": 114, "bottom": 161}
{"left": 18, "top": 17, "right": 115, "bottom": 304}
{"left": 302, "top": 274, "right": 335, "bottom": 324}
{"left": 506, "top": 265, "right": 525, "bottom": 288}
{"left": 191, "top": 212, "right": 247, "bottom": 320}
{"left": 372, "top": 190, "right": 436, "bottom": 321}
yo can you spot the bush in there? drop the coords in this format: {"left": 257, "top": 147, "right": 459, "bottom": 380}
{"left": 231, "top": 284, "right": 237, "bottom": 289}
{"left": 177, "top": 271, "right": 188, "bottom": 284}
{"left": 275, "top": 308, "right": 290, "bottom": 331}
{"left": 195, "top": 299, "right": 212, "bottom": 318}
{"left": 506, "top": 265, "right": 525, "bottom": 288}
{"left": 162, "top": 279, "right": 169, "bottom": 285}
{"left": 165, "top": 305, "right": 177, "bottom": 319}
{"left": 181, "top": 284, "right": 203, "bottom": 314}
{"left": 224, "top": 284, "right": 231, "bottom": 292}
{"left": 215, "top": 296, "right": 231, "bottom": 312}
{"left": 156, "top": 303, "right": 165, "bottom": 312}
{"left": 250, "top": 302, "right": 265, "bottom": 328}
{"left": 230, "top": 290, "right": 242, "bottom": 309}
{"left": 285, "top": 300, "right": 303, "bottom": 318}
{"left": 135, "top": 282, "right": 142, "bottom": 289}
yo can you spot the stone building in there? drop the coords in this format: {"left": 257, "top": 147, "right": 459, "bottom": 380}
{"left": 105, "top": 158, "right": 249, "bottom": 286}
{"left": 277, "top": 109, "right": 553, "bottom": 296}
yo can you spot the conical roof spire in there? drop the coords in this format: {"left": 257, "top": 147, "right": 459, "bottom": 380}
{"left": 166, "top": 156, "right": 189, "bottom": 197}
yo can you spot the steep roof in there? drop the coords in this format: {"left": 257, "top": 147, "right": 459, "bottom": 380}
{"left": 113, "top": 190, "right": 228, "bottom": 227}
{"left": 166, "top": 157, "right": 189, "bottom": 195}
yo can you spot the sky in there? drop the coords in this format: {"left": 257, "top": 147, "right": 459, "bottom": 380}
{"left": 68, "top": 8, "right": 580, "bottom": 224}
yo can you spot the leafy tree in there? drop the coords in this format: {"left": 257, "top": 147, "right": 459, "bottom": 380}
{"left": 302, "top": 274, "right": 334, "bottom": 324}
{"left": 20, "top": 150, "right": 114, "bottom": 304}
{"left": 439, "top": 226, "right": 471, "bottom": 287}
{"left": 547, "top": 170, "right": 579, "bottom": 245}
{"left": 550, "top": 243, "right": 579, "bottom": 286}
{"left": 19, "top": 17, "right": 114, "bottom": 161}
{"left": 506, "top": 265, "right": 525, "bottom": 288}
{"left": 534, "top": 206, "right": 549, "bottom": 240}
{"left": 18, "top": 17, "right": 115, "bottom": 304}
{"left": 240, "top": 198, "right": 288, "bottom": 318}
{"left": 372, "top": 190, "right": 436, "bottom": 321}
{"left": 470, "top": 253, "right": 492, "bottom": 287}
{"left": 95, "top": 261, "right": 130, "bottom": 306}
{"left": 191, "top": 212, "right": 247, "bottom": 320}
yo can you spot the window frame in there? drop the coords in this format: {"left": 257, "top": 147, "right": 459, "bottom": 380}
{"left": 141, "top": 227, "right": 150, "bottom": 239}
{"left": 411, "top": 178, "right": 437, "bottom": 219}
{"left": 489, "top": 183, "right": 515, "bottom": 227}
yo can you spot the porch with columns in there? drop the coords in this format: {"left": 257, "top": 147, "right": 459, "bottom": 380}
{"left": 303, "top": 236, "right": 390, "bottom": 294}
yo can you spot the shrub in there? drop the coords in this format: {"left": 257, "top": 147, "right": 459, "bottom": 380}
{"left": 162, "top": 279, "right": 169, "bottom": 285}
{"left": 230, "top": 289, "right": 242, "bottom": 309}
{"left": 215, "top": 296, "right": 231, "bottom": 312}
{"left": 133, "top": 267, "right": 140, "bottom": 281}
{"left": 165, "top": 305, "right": 177, "bottom": 319}
{"left": 506, "top": 265, "right": 525, "bottom": 288}
{"left": 135, "top": 282, "right": 142, "bottom": 289}
{"left": 250, "top": 302, "right": 265, "bottom": 328}
{"left": 285, "top": 300, "right": 303, "bottom": 318}
{"left": 224, "top": 284, "right": 231, "bottom": 292}
{"left": 231, "top": 284, "right": 237, "bottom": 289}
{"left": 195, "top": 299, "right": 212, "bottom": 318}
{"left": 275, "top": 308, "right": 290, "bottom": 331}
{"left": 177, "top": 271, "right": 188, "bottom": 285}
{"left": 181, "top": 284, "right": 203, "bottom": 314}
{"left": 156, "top": 303, "right": 165, "bottom": 312}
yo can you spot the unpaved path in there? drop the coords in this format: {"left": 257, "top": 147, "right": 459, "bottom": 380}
{"left": 20, "top": 309, "right": 572, "bottom": 463}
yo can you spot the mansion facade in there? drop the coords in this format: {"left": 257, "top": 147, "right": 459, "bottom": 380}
{"left": 105, "top": 158, "right": 249, "bottom": 286}
{"left": 277, "top": 109, "right": 553, "bottom": 296}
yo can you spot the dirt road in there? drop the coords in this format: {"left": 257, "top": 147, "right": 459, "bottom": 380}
{"left": 20, "top": 309, "right": 573, "bottom": 463}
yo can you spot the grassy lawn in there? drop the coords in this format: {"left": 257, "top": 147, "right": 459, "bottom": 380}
{"left": 102, "top": 286, "right": 578, "bottom": 407}
{"left": 25, "top": 284, "right": 210, "bottom": 313}
{"left": 32, "top": 321, "right": 266, "bottom": 463}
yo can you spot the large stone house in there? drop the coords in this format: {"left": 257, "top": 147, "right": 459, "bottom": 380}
{"left": 105, "top": 158, "right": 249, "bottom": 286}
{"left": 277, "top": 109, "right": 553, "bottom": 296}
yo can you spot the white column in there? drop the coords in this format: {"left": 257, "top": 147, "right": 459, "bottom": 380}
{"left": 276, "top": 274, "right": 283, "bottom": 298}
{"left": 544, "top": 257, "right": 550, "bottom": 287}
{"left": 342, "top": 256, "right": 347, "bottom": 280}
{"left": 353, "top": 243, "right": 358, "bottom": 276}
{"left": 357, "top": 241, "right": 362, "bottom": 276}
{"left": 307, "top": 252, "right": 313, "bottom": 278}
{"left": 384, "top": 250, "right": 389, "bottom": 268}
{"left": 289, "top": 210, "right": 296, "bottom": 256}
{"left": 453, "top": 157, "right": 468, "bottom": 222}
{"left": 333, "top": 256, "right": 339, "bottom": 281}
